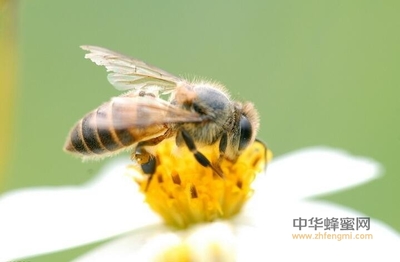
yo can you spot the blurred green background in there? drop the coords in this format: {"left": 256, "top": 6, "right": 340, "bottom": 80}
{"left": 1, "top": 0, "right": 399, "bottom": 260}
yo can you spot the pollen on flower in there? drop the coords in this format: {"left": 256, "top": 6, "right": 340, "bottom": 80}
{"left": 128, "top": 140, "right": 272, "bottom": 229}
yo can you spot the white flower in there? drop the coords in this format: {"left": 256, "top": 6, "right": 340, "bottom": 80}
{"left": 0, "top": 147, "right": 399, "bottom": 261}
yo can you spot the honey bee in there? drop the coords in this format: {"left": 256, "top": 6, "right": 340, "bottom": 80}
{"left": 64, "top": 46, "right": 262, "bottom": 177}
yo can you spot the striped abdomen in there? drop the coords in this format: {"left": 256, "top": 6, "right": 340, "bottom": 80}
{"left": 64, "top": 100, "right": 166, "bottom": 158}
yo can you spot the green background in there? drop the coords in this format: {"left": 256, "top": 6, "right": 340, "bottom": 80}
{"left": 2, "top": 0, "right": 399, "bottom": 260}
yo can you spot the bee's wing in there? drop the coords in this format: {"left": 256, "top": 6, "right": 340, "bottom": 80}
{"left": 81, "top": 45, "right": 187, "bottom": 95}
{"left": 96, "top": 96, "right": 204, "bottom": 130}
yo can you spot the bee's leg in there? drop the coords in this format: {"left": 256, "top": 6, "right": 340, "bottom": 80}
{"left": 218, "top": 133, "right": 228, "bottom": 162}
{"left": 131, "top": 129, "right": 174, "bottom": 190}
{"left": 131, "top": 129, "right": 173, "bottom": 166}
{"left": 133, "top": 147, "right": 156, "bottom": 174}
{"left": 133, "top": 147, "right": 157, "bottom": 191}
{"left": 136, "top": 128, "right": 173, "bottom": 148}
{"left": 180, "top": 129, "right": 224, "bottom": 178}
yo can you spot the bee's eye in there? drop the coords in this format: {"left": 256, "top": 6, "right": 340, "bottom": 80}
{"left": 238, "top": 115, "right": 252, "bottom": 150}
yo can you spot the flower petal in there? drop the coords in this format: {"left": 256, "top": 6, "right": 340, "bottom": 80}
{"left": 0, "top": 158, "right": 162, "bottom": 261}
{"left": 73, "top": 225, "right": 174, "bottom": 261}
{"left": 237, "top": 147, "right": 399, "bottom": 260}
{"left": 236, "top": 201, "right": 400, "bottom": 261}
{"left": 255, "top": 147, "right": 382, "bottom": 200}
{"left": 74, "top": 222, "right": 238, "bottom": 262}
{"left": 76, "top": 202, "right": 400, "bottom": 262}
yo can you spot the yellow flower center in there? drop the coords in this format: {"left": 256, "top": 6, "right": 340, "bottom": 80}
{"left": 130, "top": 140, "right": 272, "bottom": 229}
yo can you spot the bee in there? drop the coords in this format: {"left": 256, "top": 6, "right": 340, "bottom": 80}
{"left": 64, "top": 46, "right": 261, "bottom": 178}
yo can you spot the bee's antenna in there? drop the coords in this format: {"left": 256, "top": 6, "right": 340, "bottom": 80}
{"left": 255, "top": 138, "right": 269, "bottom": 174}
